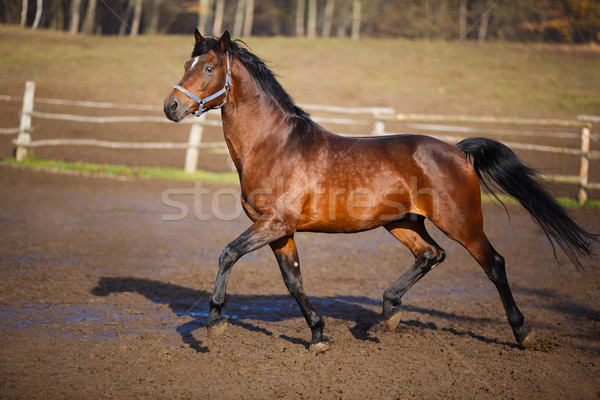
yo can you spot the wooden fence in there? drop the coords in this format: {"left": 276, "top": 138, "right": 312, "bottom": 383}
{"left": 2, "top": 80, "right": 599, "bottom": 203}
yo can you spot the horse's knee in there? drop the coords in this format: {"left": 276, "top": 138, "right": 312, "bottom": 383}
{"left": 219, "top": 246, "right": 238, "bottom": 268}
{"left": 420, "top": 247, "right": 446, "bottom": 271}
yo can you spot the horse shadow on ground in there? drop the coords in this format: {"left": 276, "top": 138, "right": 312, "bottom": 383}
{"left": 91, "top": 276, "right": 518, "bottom": 352}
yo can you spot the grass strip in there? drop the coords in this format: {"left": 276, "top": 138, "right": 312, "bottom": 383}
{"left": 2, "top": 156, "right": 599, "bottom": 208}
{"left": 1, "top": 156, "right": 239, "bottom": 184}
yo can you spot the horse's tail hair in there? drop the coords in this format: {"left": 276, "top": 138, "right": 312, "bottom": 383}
{"left": 456, "top": 137, "right": 597, "bottom": 269}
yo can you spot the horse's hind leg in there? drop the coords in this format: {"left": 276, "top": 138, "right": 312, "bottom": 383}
{"left": 382, "top": 215, "right": 446, "bottom": 330}
{"left": 270, "top": 235, "right": 330, "bottom": 352}
{"left": 461, "top": 235, "right": 534, "bottom": 346}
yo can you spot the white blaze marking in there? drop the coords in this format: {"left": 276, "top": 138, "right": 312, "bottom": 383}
{"left": 190, "top": 56, "right": 200, "bottom": 70}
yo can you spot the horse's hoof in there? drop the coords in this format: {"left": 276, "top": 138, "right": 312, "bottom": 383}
{"left": 385, "top": 310, "right": 402, "bottom": 331}
{"left": 309, "top": 338, "right": 331, "bottom": 353}
{"left": 518, "top": 328, "right": 535, "bottom": 348}
{"left": 207, "top": 320, "right": 228, "bottom": 339}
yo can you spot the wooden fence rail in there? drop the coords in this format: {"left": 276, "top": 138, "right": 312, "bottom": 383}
{"left": 2, "top": 80, "right": 598, "bottom": 203}
{"left": 374, "top": 115, "right": 597, "bottom": 203}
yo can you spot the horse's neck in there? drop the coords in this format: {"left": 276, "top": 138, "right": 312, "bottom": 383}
{"left": 220, "top": 63, "right": 289, "bottom": 173}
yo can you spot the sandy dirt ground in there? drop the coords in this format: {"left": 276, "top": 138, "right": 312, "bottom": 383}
{"left": 1, "top": 165, "right": 599, "bottom": 399}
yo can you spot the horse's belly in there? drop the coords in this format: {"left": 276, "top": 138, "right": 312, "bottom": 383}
{"left": 295, "top": 191, "right": 411, "bottom": 232}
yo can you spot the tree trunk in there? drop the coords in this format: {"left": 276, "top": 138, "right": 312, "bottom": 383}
{"left": 439, "top": 0, "right": 448, "bottom": 39}
{"left": 21, "top": 0, "right": 28, "bottom": 27}
{"left": 233, "top": 0, "right": 245, "bottom": 37}
{"left": 51, "top": 0, "right": 64, "bottom": 30}
{"left": 149, "top": 0, "right": 163, "bottom": 34}
{"left": 242, "top": 0, "right": 253, "bottom": 36}
{"left": 306, "top": 0, "right": 317, "bottom": 38}
{"left": 424, "top": 0, "right": 431, "bottom": 39}
{"left": 478, "top": 0, "right": 492, "bottom": 43}
{"left": 213, "top": 0, "right": 225, "bottom": 34}
{"left": 119, "top": 0, "right": 134, "bottom": 35}
{"left": 295, "top": 0, "right": 305, "bottom": 37}
{"left": 337, "top": 0, "right": 350, "bottom": 38}
{"left": 130, "top": 0, "right": 143, "bottom": 36}
{"left": 351, "top": 0, "right": 361, "bottom": 41}
{"left": 69, "top": 0, "right": 81, "bottom": 34}
{"left": 459, "top": 0, "right": 467, "bottom": 37}
{"left": 32, "top": 0, "right": 42, "bottom": 29}
{"left": 198, "top": 0, "right": 211, "bottom": 33}
{"left": 321, "top": 0, "right": 334, "bottom": 38}
{"left": 82, "top": 0, "right": 97, "bottom": 34}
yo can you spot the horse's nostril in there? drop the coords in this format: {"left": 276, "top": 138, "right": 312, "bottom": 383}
{"left": 170, "top": 100, "right": 179, "bottom": 112}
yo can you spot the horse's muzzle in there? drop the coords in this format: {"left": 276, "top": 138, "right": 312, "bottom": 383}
{"left": 163, "top": 94, "right": 191, "bottom": 122}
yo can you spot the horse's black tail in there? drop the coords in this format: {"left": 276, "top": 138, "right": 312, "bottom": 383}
{"left": 457, "top": 137, "right": 597, "bottom": 269}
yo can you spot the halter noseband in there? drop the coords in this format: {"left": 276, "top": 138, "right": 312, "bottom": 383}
{"left": 173, "top": 51, "right": 232, "bottom": 116}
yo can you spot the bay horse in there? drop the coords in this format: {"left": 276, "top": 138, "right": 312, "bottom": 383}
{"left": 164, "top": 30, "right": 597, "bottom": 352}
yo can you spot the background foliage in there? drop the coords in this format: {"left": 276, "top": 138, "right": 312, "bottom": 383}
{"left": 2, "top": 0, "right": 599, "bottom": 43}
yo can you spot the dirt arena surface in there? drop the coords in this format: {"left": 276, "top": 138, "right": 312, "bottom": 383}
{"left": 0, "top": 166, "right": 599, "bottom": 399}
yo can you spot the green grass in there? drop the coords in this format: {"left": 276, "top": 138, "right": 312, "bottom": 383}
{"left": 4, "top": 156, "right": 599, "bottom": 208}
{"left": 2, "top": 156, "right": 239, "bottom": 184}
{"left": 481, "top": 190, "right": 600, "bottom": 209}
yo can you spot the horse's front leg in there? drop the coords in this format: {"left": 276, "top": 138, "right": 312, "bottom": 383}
{"left": 207, "top": 217, "right": 293, "bottom": 339}
{"left": 270, "top": 235, "right": 330, "bottom": 352}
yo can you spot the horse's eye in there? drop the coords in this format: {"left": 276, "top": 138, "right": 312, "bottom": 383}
{"left": 205, "top": 66, "right": 214, "bottom": 74}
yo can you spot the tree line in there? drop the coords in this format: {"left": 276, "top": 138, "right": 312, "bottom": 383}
{"left": 2, "top": 0, "right": 599, "bottom": 43}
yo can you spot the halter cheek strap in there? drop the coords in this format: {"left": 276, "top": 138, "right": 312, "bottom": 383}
{"left": 173, "top": 51, "right": 232, "bottom": 116}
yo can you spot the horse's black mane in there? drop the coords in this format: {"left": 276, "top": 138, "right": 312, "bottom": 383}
{"left": 192, "top": 36, "right": 311, "bottom": 120}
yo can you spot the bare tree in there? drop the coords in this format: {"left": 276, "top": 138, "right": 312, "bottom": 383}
{"left": 81, "top": 0, "right": 97, "bottom": 34}
{"left": 478, "top": 0, "right": 493, "bottom": 43}
{"left": 295, "top": 0, "right": 305, "bottom": 37}
{"left": 321, "top": 0, "right": 335, "bottom": 38}
{"left": 69, "top": 0, "right": 81, "bottom": 34}
{"left": 119, "top": 0, "right": 134, "bottom": 35}
{"left": 351, "top": 0, "right": 361, "bottom": 41}
{"left": 459, "top": 0, "right": 468, "bottom": 37}
{"left": 32, "top": 0, "right": 42, "bottom": 29}
{"left": 337, "top": 0, "right": 350, "bottom": 38}
{"left": 20, "top": 0, "right": 28, "bottom": 27}
{"left": 306, "top": 0, "right": 317, "bottom": 38}
{"left": 149, "top": 0, "right": 163, "bottom": 34}
{"left": 130, "top": 0, "right": 143, "bottom": 36}
{"left": 198, "top": 0, "right": 211, "bottom": 33}
{"left": 213, "top": 0, "right": 225, "bottom": 34}
{"left": 242, "top": 0, "right": 253, "bottom": 36}
{"left": 233, "top": 0, "right": 245, "bottom": 37}
{"left": 51, "top": 0, "right": 65, "bottom": 30}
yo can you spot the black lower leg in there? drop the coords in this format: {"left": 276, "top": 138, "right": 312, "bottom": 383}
{"left": 207, "top": 247, "right": 237, "bottom": 328}
{"left": 487, "top": 252, "right": 531, "bottom": 345}
{"left": 207, "top": 296, "right": 228, "bottom": 327}
{"left": 270, "top": 237, "right": 329, "bottom": 347}
{"left": 383, "top": 249, "right": 445, "bottom": 321}
{"left": 206, "top": 218, "right": 294, "bottom": 339}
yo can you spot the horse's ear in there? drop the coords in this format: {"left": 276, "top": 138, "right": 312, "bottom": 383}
{"left": 219, "top": 31, "right": 231, "bottom": 52}
{"left": 195, "top": 29, "right": 204, "bottom": 44}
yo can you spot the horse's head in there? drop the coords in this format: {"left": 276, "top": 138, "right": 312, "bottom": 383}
{"left": 164, "top": 30, "right": 232, "bottom": 122}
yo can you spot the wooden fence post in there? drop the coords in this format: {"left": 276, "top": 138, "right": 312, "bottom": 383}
{"left": 373, "top": 120, "right": 385, "bottom": 135}
{"left": 16, "top": 80, "right": 35, "bottom": 161}
{"left": 184, "top": 114, "right": 205, "bottom": 174}
{"left": 577, "top": 125, "right": 590, "bottom": 205}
